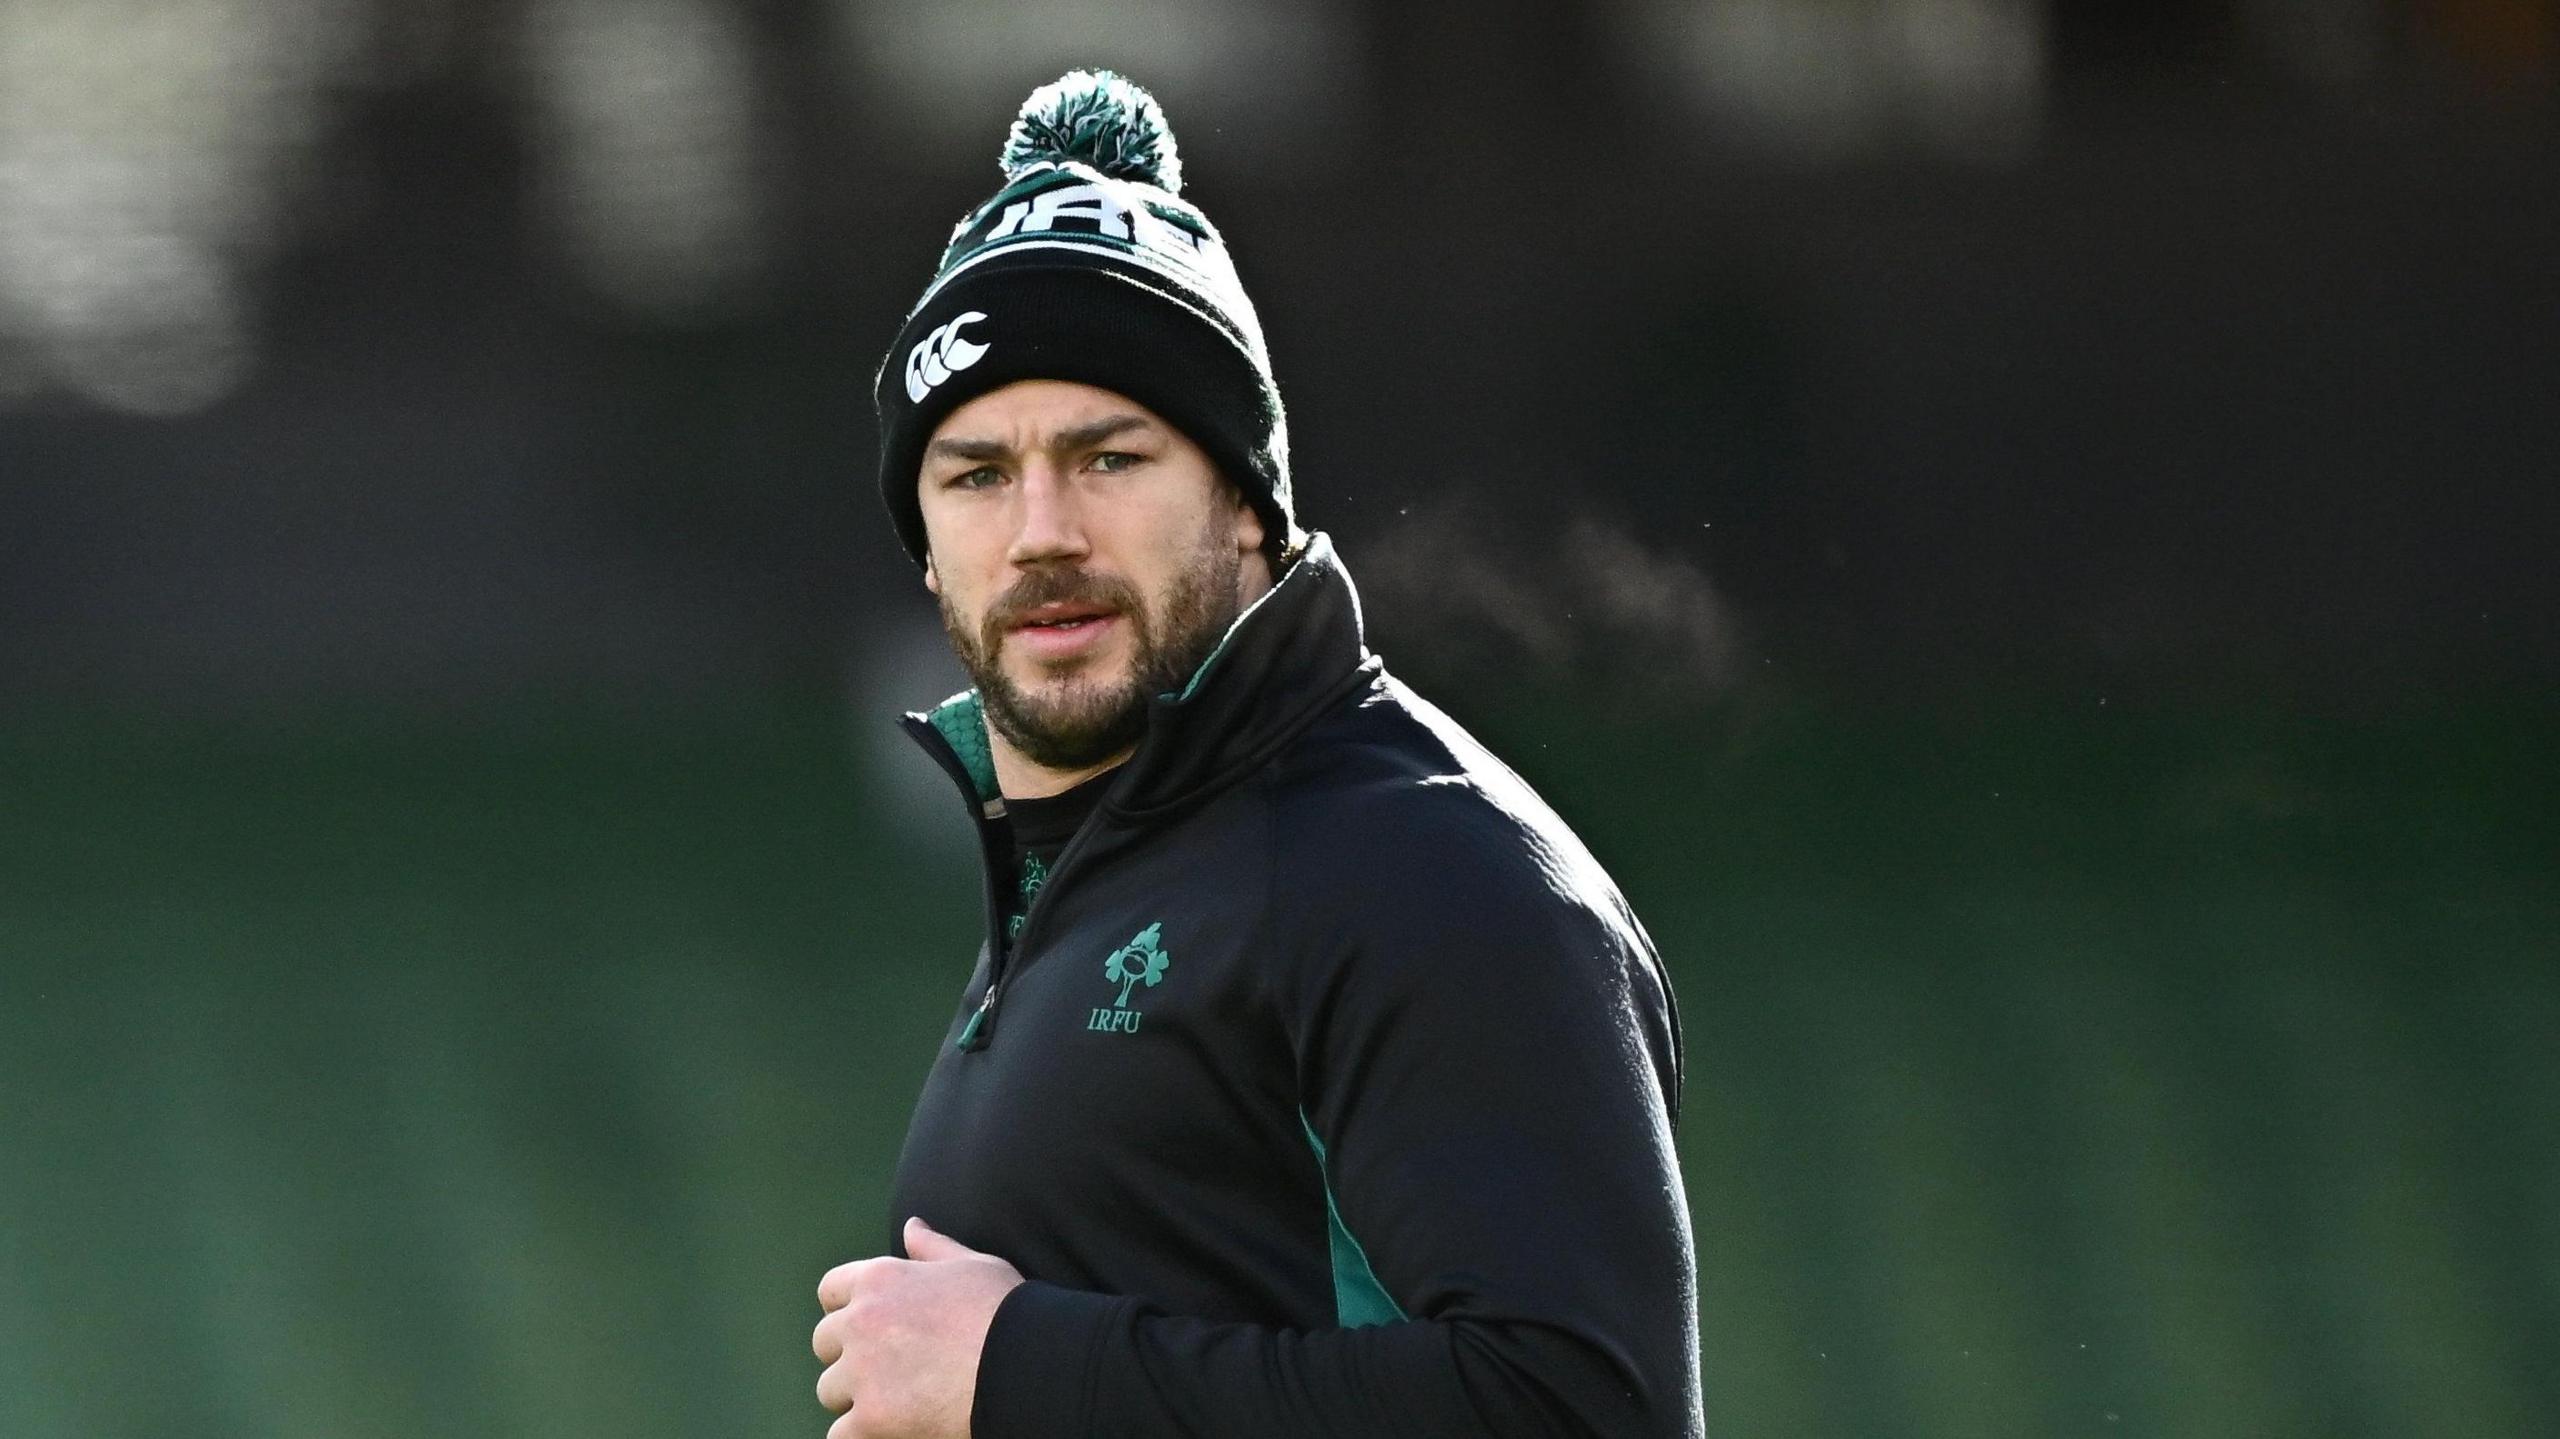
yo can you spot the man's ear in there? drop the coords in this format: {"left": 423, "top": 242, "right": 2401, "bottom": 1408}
{"left": 1232, "top": 494, "right": 1266, "bottom": 559}
{"left": 923, "top": 550, "right": 942, "bottom": 596}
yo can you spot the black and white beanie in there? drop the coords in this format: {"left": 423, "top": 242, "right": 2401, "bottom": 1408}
{"left": 872, "top": 70, "right": 1296, "bottom": 567}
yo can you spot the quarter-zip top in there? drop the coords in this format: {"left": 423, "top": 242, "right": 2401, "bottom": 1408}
{"left": 880, "top": 533, "right": 1705, "bottom": 1438}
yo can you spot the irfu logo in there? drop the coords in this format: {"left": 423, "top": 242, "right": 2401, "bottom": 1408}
{"left": 1089, "top": 922, "right": 1169, "bottom": 1034}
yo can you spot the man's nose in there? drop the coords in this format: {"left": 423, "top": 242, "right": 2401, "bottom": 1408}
{"left": 1006, "top": 464, "right": 1089, "bottom": 565}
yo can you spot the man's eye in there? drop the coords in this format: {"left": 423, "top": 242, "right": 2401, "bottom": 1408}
{"left": 946, "top": 466, "right": 1002, "bottom": 490}
{"left": 1089, "top": 451, "right": 1143, "bottom": 474}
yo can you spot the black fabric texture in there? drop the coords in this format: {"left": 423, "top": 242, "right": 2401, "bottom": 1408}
{"left": 1000, "top": 767, "right": 1111, "bottom": 945}
{"left": 889, "top": 534, "right": 1705, "bottom": 1437}
{"left": 1006, "top": 767, "right": 1112, "bottom": 860}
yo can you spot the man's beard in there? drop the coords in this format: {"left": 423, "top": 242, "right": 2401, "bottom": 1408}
{"left": 941, "top": 518, "right": 1243, "bottom": 772}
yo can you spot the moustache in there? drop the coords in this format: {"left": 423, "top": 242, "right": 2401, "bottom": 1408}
{"left": 984, "top": 569, "right": 1145, "bottom": 638}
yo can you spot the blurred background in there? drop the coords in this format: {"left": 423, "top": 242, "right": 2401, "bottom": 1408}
{"left": 2, "top": 1, "right": 2555, "bottom": 1434}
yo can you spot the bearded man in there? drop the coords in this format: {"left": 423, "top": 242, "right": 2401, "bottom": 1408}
{"left": 811, "top": 71, "right": 1706, "bottom": 1439}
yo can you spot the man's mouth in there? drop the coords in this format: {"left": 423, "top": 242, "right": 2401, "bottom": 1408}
{"left": 1002, "top": 602, "right": 1126, "bottom": 661}
{"left": 1010, "top": 602, "right": 1117, "bottom": 634}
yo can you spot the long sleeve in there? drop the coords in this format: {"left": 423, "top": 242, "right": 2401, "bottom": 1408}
{"left": 966, "top": 772, "right": 1705, "bottom": 1438}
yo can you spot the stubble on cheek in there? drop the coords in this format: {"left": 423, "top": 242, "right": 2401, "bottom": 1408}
{"left": 939, "top": 573, "right": 1154, "bottom": 770}
{"left": 933, "top": 509, "right": 1244, "bottom": 772}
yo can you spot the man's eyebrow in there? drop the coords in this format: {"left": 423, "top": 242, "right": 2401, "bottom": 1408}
{"left": 925, "top": 435, "right": 1009, "bottom": 463}
{"left": 923, "top": 414, "right": 1154, "bottom": 466}
{"left": 1052, "top": 414, "right": 1151, "bottom": 452}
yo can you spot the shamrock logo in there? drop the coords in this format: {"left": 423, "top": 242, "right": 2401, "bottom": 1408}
{"left": 1102, "top": 922, "right": 1171, "bottom": 1008}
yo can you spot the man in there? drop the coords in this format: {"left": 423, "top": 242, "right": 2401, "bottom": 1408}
{"left": 813, "top": 71, "right": 1704, "bottom": 1438}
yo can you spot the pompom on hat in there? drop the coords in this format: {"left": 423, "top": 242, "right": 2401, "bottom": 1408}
{"left": 873, "top": 70, "right": 1296, "bottom": 567}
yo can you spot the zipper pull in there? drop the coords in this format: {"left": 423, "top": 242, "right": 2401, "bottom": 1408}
{"left": 956, "top": 985, "right": 999, "bottom": 1050}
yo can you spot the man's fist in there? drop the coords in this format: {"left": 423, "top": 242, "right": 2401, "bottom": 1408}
{"left": 813, "top": 1217, "right": 1026, "bottom": 1439}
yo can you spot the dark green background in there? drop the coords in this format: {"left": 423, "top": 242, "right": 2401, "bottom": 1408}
{"left": 5, "top": 689, "right": 2549, "bottom": 1437}
{"left": 5, "top": 3, "right": 2555, "bottom": 1433}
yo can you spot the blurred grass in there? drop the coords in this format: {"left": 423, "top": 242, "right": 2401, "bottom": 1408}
{"left": 0, "top": 690, "right": 2552, "bottom": 1437}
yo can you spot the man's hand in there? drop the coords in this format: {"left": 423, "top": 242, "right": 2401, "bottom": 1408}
{"left": 813, "top": 1217, "right": 1025, "bottom": 1439}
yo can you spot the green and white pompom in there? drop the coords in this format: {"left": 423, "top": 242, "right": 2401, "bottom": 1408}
{"left": 1000, "top": 69, "right": 1183, "bottom": 194}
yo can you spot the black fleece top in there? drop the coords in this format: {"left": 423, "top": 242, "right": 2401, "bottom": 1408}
{"left": 889, "top": 534, "right": 1704, "bottom": 1438}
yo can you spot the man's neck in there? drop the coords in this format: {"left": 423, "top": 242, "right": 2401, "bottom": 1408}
{"left": 990, "top": 737, "right": 1131, "bottom": 801}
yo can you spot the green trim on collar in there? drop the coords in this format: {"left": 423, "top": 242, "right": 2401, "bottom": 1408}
{"left": 925, "top": 690, "right": 999, "bottom": 804}
{"left": 1163, "top": 550, "right": 1305, "bottom": 705}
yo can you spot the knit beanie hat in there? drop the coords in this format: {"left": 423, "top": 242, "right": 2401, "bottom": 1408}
{"left": 873, "top": 70, "right": 1296, "bottom": 568}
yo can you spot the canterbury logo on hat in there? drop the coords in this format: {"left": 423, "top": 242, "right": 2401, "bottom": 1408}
{"left": 904, "top": 311, "right": 991, "bottom": 403}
